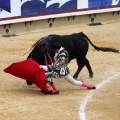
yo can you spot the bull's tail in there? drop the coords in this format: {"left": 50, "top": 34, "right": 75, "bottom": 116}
{"left": 80, "top": 32, "right": 120, "bottom": 53}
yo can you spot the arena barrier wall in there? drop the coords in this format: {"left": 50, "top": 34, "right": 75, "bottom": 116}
{"left": 0, "top": 0, "right": 120, "bottom": 35}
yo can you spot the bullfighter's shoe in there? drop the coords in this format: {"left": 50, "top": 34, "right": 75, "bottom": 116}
{"left": 47, "top": 80, "right": 59, "bottom": 94}
{"left": 50, "top": 90, "right": 59, "bottom": 95}
{"left": 87, "top": 86, "right": 96, "bottom": 89}
{"left": 82, "top": 82, "right": 96, "bottom": 89}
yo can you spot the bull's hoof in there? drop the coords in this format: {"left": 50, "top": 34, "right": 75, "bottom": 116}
{"left": 89, "top": 73, "right": 93, "bottom": 78}
{"left": 73, "top": 75, "right": 77, "bottom": 79}
{"left": 26, "top": 80, "right": 33, "bottom": 85}
{"left": 89, "top": 74, "right": 93, "bottom": 78}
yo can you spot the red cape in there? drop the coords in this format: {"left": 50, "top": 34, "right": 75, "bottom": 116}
{"left": 3, "top": 58, "right": 52, "bottom": 94}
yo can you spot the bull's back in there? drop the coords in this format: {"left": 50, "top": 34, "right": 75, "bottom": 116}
{"left": 49, "top": 33, "right": 89, "bottom": 60}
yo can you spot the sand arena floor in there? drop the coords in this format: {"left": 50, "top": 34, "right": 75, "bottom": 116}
{"left": 0, "top": 21, "right": 120, "bottom": 120}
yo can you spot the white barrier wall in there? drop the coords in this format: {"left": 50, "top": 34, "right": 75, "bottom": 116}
{"left": 0, "top": 0, "right": 120, "bottom": 35}
{"left": 0, "top": 0, "right": 120, "bottom": 24}
{"left": 0, "top": 10, "right": 120, "bottom": 35}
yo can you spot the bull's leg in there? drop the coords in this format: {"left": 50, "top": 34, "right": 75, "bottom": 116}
{"left": 73, "top": 58, "right": 85, "bottom": 79}
{"left": 84, "top": 58, "right": 94, "bottom": 78}
{"left": 26, "top": 80, "right": 33, "bottom": 85}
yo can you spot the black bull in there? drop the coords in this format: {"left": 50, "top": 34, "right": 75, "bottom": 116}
{"left": 26, "top": 32, "right": 119, "bottom": 85}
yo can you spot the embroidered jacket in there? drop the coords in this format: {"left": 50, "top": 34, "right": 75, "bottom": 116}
{"left": 47, "top": 47, "right": 69, "bottom": 78}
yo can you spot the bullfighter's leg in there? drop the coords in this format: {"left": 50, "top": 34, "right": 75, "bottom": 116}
{"left": 47, "top": 79, "right": 59, "bottom": 94}
{"left": 40, "top": 65, "right": 59, "bottom": 94}
{"left": 84, "top": 58, "right": 94, "bottom": 78}
{"left": 64, "top": 74, "right": 96, "bottom": 89}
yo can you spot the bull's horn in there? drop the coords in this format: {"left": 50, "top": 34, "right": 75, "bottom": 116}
{"left": 23, "top": 48, "right": 31, "bottom": 56}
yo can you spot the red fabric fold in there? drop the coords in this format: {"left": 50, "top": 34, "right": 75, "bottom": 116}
{"left": 3, "top": 58, "right": 51, "bottom": 94}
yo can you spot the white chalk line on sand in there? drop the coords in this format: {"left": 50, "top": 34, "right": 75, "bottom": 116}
{"left": 79, "top": 72, "right": 120, "bottom": 120}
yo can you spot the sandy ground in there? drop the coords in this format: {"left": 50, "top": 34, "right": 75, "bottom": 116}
{"left": 0, "top": 21, "right": 120, "bottom": 120}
